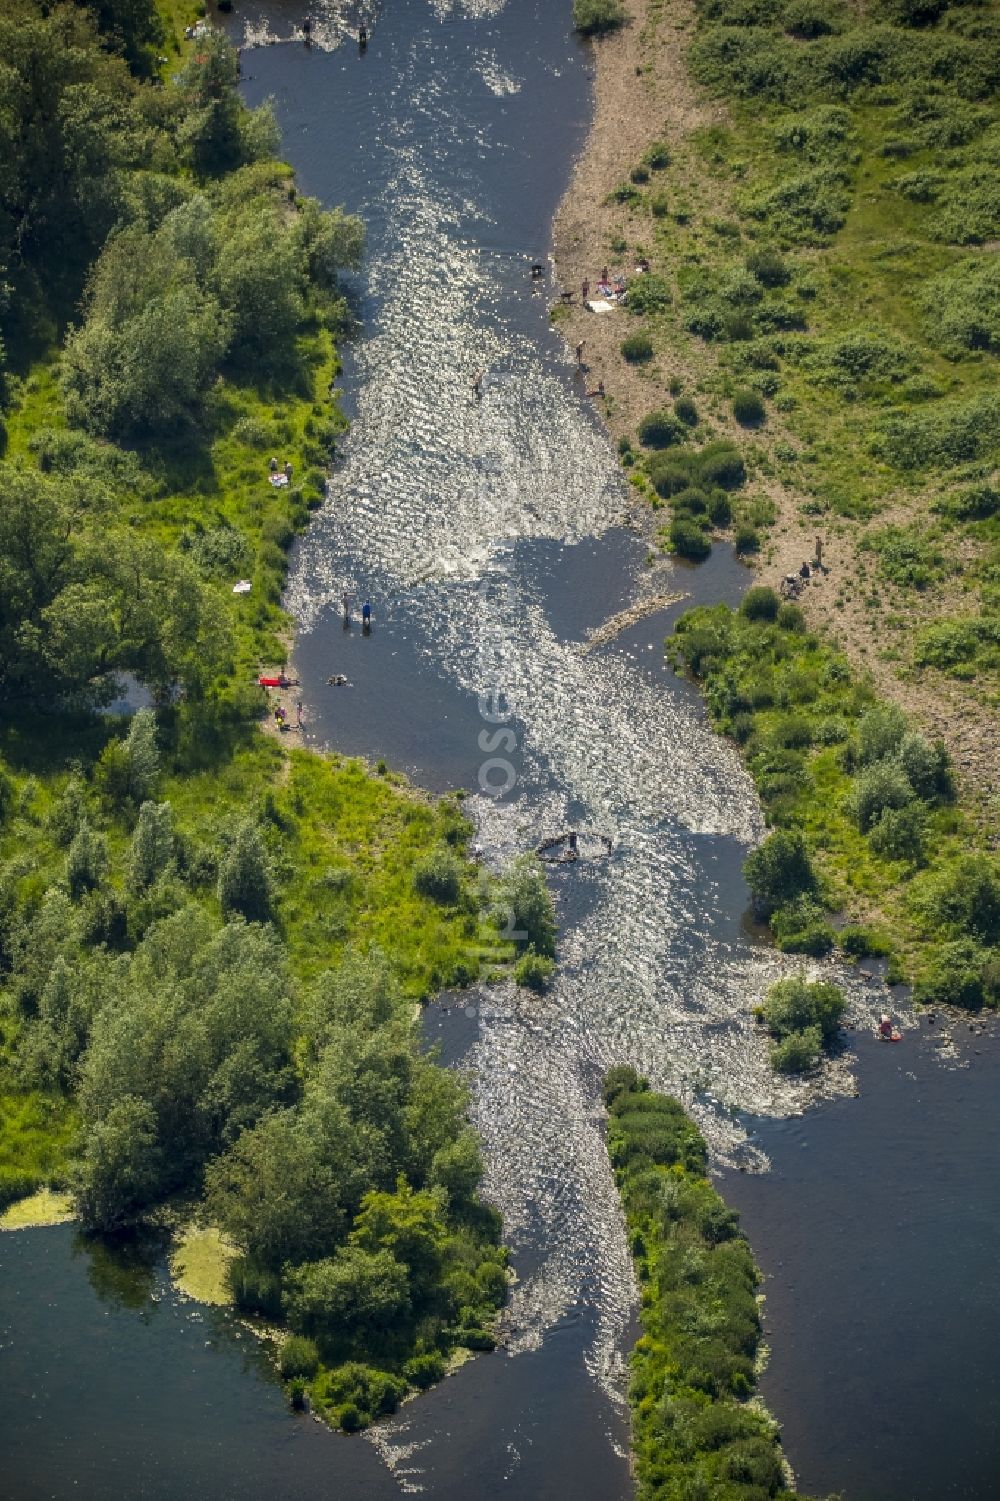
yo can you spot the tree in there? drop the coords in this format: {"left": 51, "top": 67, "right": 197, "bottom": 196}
{"left": 66, "top": 819, "right": 108, "bottom": 900}
{"left": 127, "top": 800, "right": 174, "bottom": 892}
{"left": 73, "top": 1094, "right": 163, "bottom": 1231}
{"left": 429, "top": 1130, "right": 482, "bottom": 1208}
{"left": 217, "top": 818, "right": 273, "bottom": 922}
{"left": 490, "top": 854, "right": 556, "bottom": 956}
{"left": 761, "top": 976, "right": 845, "bottom": 1043}
{"left": 743, "top": 829, "right": 817, "bottom": 918}
{"left": 205, "top": 1107, "right": 358, "bottom": 1270}
{"left": 284, "top": 1245, "right": 411, "bottom": 1340}
{"left": 350, "top": 1182, "right": 446, "bottom": 1307}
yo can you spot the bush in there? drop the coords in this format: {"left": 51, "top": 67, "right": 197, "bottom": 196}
{"left": 491, "top": 855, "right": 556, "bottom": 956}
{"left": 514, "top": 951, "right": 555, "bottom": 991}
{"left": 770, "top": 1025, "right": 823, "bottom": 1073}
{"left": 839, "top": 925, "right": 892, "bottom": 958}
{"left": 869, "top": 802, "right": 929, "bottom": 864}
{"left": 621, "top": 332, "right": 654, "bottom": 363}
{"left": 670, "top": 518, "right": 712, "bottom": 561}
{"left": 412, "top": 843, "right": 463, "bottom": 904}
{"left": 217, "top": 818, "right": 273, "bottom": 922}
{"left": 743, "top": 828, "right": 817, "bottom": 918}
{"left": 707, "top": 491, "right": 732, "bottom": 526}
{"left": 573, "top": 0, "right": 627, "bottom": 34}
{"left": 638, "top": 411, "right": 687, "bottom": 448}
{"left": 697, "top": 443, "right": 746, "bottom": 489}
{"left": 918, "top": 857, "right": 1000, "bottom": 944}
{"left": 854, "top": 703, "right": 908, "bottom": 767}
{"left": 403, "top": 1352, "right": 446, "bottom": 1389}
{"left": 783, "top": 0, "right": 839, "bottom": 38}
{"left": 740, "top": 586, "right": 780, "bottom": 622}
{"left": 912, "top": 940, "right": 988, "bottom": 1010}
{"left": 771, "top": 897, "right": 836, "bottom": 955}
{"left": 733, "top": 389, "right": 766, "bottom": 427}
{"left": 896, "top": 732, "right": 953, "bottom": 802}
{"left": 762, "top": 974, "right": 845, "bottom": 1042}
{"left": 674, "top": 395, "right": 699, "bottom": 426}
{"left": 745, "top": 248, "right": 790, "bottom": 287}
{"left": 279, "top": 1335, "right": 320, "bottom": 1379}
{"left": 734, "top": 523, "right": 760, "bottom": 554}
{"left": 850, "top": 761, "right": 915, "bottom": 832}
{"left": 626, "top": 275, "right": 673, "bottom": 316}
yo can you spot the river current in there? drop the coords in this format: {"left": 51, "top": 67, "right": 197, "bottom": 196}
{"left": 2, "top": 4, "right": 999, "bottom": 1499}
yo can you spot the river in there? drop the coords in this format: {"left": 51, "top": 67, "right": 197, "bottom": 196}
{"left": 2, "top": 3, "right": 999, "bottom": 1498}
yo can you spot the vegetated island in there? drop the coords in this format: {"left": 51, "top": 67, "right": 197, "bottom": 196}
{"left": 0, "top": 0, "right": 559, "bottom": 1430}
{"left": 603, "top": 1067, "right": 835, "bottom": 1501}
{"left": 558, "top": 0, "right": 1000, "bottom": 1014}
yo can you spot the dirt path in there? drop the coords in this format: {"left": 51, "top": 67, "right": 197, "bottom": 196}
{"left": 552, "top": 0, "right": 1000, "bottom": 818}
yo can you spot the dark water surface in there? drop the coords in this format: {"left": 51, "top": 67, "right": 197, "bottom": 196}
{"left": 4, "top": 3, "right": 1000, "bottom": 1499}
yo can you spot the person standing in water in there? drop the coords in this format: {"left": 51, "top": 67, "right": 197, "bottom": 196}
{"left": 362, "top": 599, "right": 372, "bottom": 631}
{"left": 575, "top": 339, "right": 586, "bottom": 370}
{"left": 471, "top": 369, "right": 484, "bottom": 400}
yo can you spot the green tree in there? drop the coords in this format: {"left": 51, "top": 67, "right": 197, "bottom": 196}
{"left": 217, "top": 818, "right": 273, "bottom": 922}
{"left": 127, "top": 800, "right": 174, "bottom": 892}
{"left": 72, "top": 1094, "right": 162, "bottom": 1231}
{"left": 205, "top": 1106, "right": 359, "bottom": 1270}
{"left": 350, "top": 1181, "right": 446, "bottom": 1306}
{"left": 66, "top": 819, "right": 108, "bottom": 900}
{"left": 743, "top": 829, "right": 817, "bottom": 918}
{"left": 490, "top": 854, "right": 556, "bottom": 956}
{"left": 284, "top": 1245, "right": 411, "bottom": 1339}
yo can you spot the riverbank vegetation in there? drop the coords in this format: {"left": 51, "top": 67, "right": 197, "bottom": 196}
{"left": 0, "top": 0, "right": 510, "bottom": 1421}
{"left": 562, "top": 0, "right": 1000, "bottom": 820}
{"left": 604, "top": 1067, "right": 821, "bottom": 1499}
{"left": 672, "top": 589, "right": 1000, "bottom": 1005}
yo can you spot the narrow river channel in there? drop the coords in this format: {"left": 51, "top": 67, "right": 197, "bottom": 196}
{"left": 3, "top": 4, "right": 1000, "bottom": 1499}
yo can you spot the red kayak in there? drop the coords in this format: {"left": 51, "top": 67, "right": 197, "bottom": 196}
{"left": 258, "top": 675, "right": 293, "bottom": 688}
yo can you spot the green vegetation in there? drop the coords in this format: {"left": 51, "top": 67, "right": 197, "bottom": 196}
{"left": 0, "top": 0, "right": 514, "bottom": 1426}
{"left": 573, "top": 0, "right": 627, "bottom": 35}
{"left": 671, "top": 596, "right": 1000, "bottom": 1003}
{"left": 602, "top": 0, "right": 1000, "bottom": 758}
{"left": 603, "top": 1068, "right": 818, "bottom": 1501}
{"left": 756, "top": 976, "right": 846, "bottom": 1073}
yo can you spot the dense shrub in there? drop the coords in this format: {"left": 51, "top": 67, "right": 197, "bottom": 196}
{"left": 919, "top": 258, "right": 1000, "bottom": 354}
{"left": 514, "top": 951, "right": 555, "bottom": 991}
{"left": 740, "top": 586, "right": 780, "bottom": 622}
{"left": 733, "top": 389, "right": 766, "bottom": 427}
{"left": 626, "top": 274, "right": 673, "bottom": 316}
{"left": 638, "top": 411, "right": 687, "bottom": 448}
{"left": 745, "top": 247, "right": 790, "bottom": 287}
{"left": 744, "top": 828, "right": 817, "bottom": 917}
{"left": 869, "top": 802, "right": 929, "bottom": 864}
{"left": 412, "top": 843, "right": 463, "bottom": 903}
{"left": 605, "top": 1077, "right": 797, "bottom": 1496}
{"left": 573, "top": 0, "right": 627, "bottom": 34}
{"left": 674, "top": 395, "right": 699, "bottom": 425}
{"left": 770, "top": 895, "right": 836, "bottom": 954}
{"left": 770, "top": 1024, "right": 822, "bottom": 1072}
{"left": 670, "top": 518, "right": 712, "bottom": 561}
{"left": 761, "top": 974, "right": 845, "bottom": 1061}
{"left": 622, "top": 332, "right": 654, "bottom": 363}
{"left": 874, "top": 395, "right": 1000, "bottom": 470}
{"left": 850, "top": 761, "right": 915, "bottom": 832}
{"left": 279, "top": 1335, "right": 320, "bottom": 1379}
{"left": 734, "top": 523, "right": 760, "bottom": 554}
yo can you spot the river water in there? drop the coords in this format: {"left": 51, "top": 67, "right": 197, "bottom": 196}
{"left": 2, "top": 4, "right": 999, "bottom": 1499}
